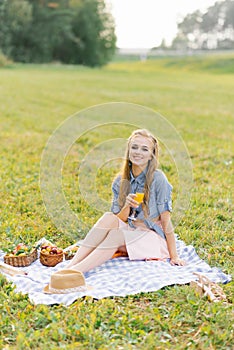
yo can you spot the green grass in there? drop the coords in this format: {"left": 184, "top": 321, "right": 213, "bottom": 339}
{"left": 147, "top": 52, "right": 234, "bottom": 74}
{"left": 114, "top": 52, "right": 234, "bottom": 74}
{"left": 0, "top": 54, "right": 233, "bottom": 349}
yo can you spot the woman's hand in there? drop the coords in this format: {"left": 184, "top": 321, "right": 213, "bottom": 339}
{"left": 170, "top": 256, "right": 186, "bottom": 266}
{"left": 117, "top": 194, "right": 138, "bottom": 222}
{"left": 124, "top": 194, "right": 139, "bottom": 209}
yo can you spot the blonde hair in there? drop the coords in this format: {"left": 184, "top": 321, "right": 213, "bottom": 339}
{"left": 118, "top": 129, "right": 159, "bottom": 217}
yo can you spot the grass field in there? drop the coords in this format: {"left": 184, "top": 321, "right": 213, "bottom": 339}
{"left": 0, "top": 53, "right": 233, "bottom": 349}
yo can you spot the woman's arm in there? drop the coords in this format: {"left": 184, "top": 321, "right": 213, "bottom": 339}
{"left": 160, "top": 211, "right": 185, "bottom": 266}
{"left": 116, "top": 205, "right": 130, "bottom": 222}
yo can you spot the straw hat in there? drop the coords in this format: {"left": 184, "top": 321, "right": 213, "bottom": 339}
{"left": 43, "top": 269, "right": 92, "bottom": 294}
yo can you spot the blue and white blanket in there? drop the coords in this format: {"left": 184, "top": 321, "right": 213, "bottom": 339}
{"left": 0, "top": 238, "right": 231, "bottom": 306}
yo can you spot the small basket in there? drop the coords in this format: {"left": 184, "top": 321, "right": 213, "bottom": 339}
{"left": 64, "top": 246, "right": 79, "bottom": 260}
{"left": 64, "top": 252, "right": 75, "bottom": 260}
{"left": 4, "top": 249, "right": 38, "bottom": 267}
{"left": 40, "top": 251, "right": 63, "bottom": 267}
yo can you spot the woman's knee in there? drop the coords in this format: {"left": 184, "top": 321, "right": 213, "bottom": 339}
{"left": 96, "top": 212, "right": 119, "bottom": 229}
{"left": 101, "top": 212, "right": 116, "bottom": 220}
{"left": 103, "top": 229, "right": 125, "bottom": 248}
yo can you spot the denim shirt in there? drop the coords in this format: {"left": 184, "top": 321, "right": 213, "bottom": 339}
{"left": 111, "top": 169, "right": 173, "bottom": 239}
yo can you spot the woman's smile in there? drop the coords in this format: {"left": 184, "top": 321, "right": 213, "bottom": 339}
{"left": 132, "top": 155, "right": 143, "bottom": 160}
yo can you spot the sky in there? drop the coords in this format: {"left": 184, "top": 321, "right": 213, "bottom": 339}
{"left": 106, "top": 0, "right": 219, "bottom": 49}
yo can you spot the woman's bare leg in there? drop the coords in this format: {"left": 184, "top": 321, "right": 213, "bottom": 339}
{"left": 70, "top": 229, "right": 126, "bottom": 273}
{"left": 66, "top": 212, "right": 120, "bottom": 268}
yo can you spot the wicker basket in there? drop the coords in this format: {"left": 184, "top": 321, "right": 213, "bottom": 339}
{"left": 40, "top": 251, "right": 63, "bottom": 267}
{"left": 64, "top": 246, "right": 79, "bottom": 260}
{"left": 4, "top": 249, "right": 38, "bottom": 267}
{"left": 64, "top": 252, "right": 75, "bottom": 260}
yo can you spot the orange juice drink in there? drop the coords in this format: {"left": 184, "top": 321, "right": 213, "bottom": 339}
{"left": 135, "top": 192, "right": 144, "bottom": 204}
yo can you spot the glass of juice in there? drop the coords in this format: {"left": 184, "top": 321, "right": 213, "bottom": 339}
{"left": 128, "top": 192, "right": 144, "bottom": 221}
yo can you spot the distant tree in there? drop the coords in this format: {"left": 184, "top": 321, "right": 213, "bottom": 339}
{"left": 177, "top": 10, "right": 203, "bottom": 49}
{"left": 22, "top": 0, "right": 73, "bottom": 62}
{"left": 0, "top": 0, "right": 32, "bottom": 58}
{"left": 171, "top": 33, "right": 189, "bottom": 51}
{"left": 159, "top": 39, "right": 167, "bottom": 49}
{"left": 151, "top": 38, "right": 170, "bottom": 51}
{"left": 172, "top": 0, "right": 234, "bottom": 50}
{"left": 0, "top": 0, "right": 116, "bottom": 66}
{"left": 57, "top": 0, "right": 116, "bottom": 66}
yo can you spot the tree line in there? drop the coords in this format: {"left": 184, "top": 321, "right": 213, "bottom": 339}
{"left": 157, "top": 0, "right": 234, "bottom": 51}
{"left": 0, "top": 0, "right": 116, "bottom": 67}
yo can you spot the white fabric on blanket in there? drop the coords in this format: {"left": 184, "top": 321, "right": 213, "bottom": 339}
{"left": 0, "top": 238, "right": 231, "bottom": 306}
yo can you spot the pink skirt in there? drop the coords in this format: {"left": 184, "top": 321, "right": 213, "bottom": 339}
{"left": 118, "top": 218, "right": 170, "bottom": 261}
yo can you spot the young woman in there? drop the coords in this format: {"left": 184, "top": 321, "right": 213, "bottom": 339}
{"left": 66, "top": 129, "right": 185, "bottom": 273}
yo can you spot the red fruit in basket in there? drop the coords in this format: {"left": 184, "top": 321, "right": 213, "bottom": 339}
{"left": 16, "top": 243, "right": 27, "bottom": 252}
{"left": 16, "top": 243, "right": 24, "bottom": 249}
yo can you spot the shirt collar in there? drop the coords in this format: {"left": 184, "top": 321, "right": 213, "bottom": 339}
{"left": 130, "top": 167, "right": 147, "bottom": 184}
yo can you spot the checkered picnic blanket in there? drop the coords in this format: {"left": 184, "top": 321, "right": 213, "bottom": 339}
{"left": 0, "top": 238, "right": 231, "bottom": 306}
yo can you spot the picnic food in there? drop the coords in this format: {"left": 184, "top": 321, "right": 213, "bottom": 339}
{"left": 4, "top": 243, "right": 38, "bottom": 267}
{"left": 64, "top": 246, "right": 79, "bottom": 260}
{"left": 40, "top": 245, "right": 63, "bottom": 255}
{"left": 40, "top": 245, "right": 63, "bottom": 266}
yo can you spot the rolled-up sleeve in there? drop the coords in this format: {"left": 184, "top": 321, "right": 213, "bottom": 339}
{"left": 155, "top": 172, "right": 173, "bottom": 214}
{"left": 111, "top": 176, "right": 121, "bottom": 214}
